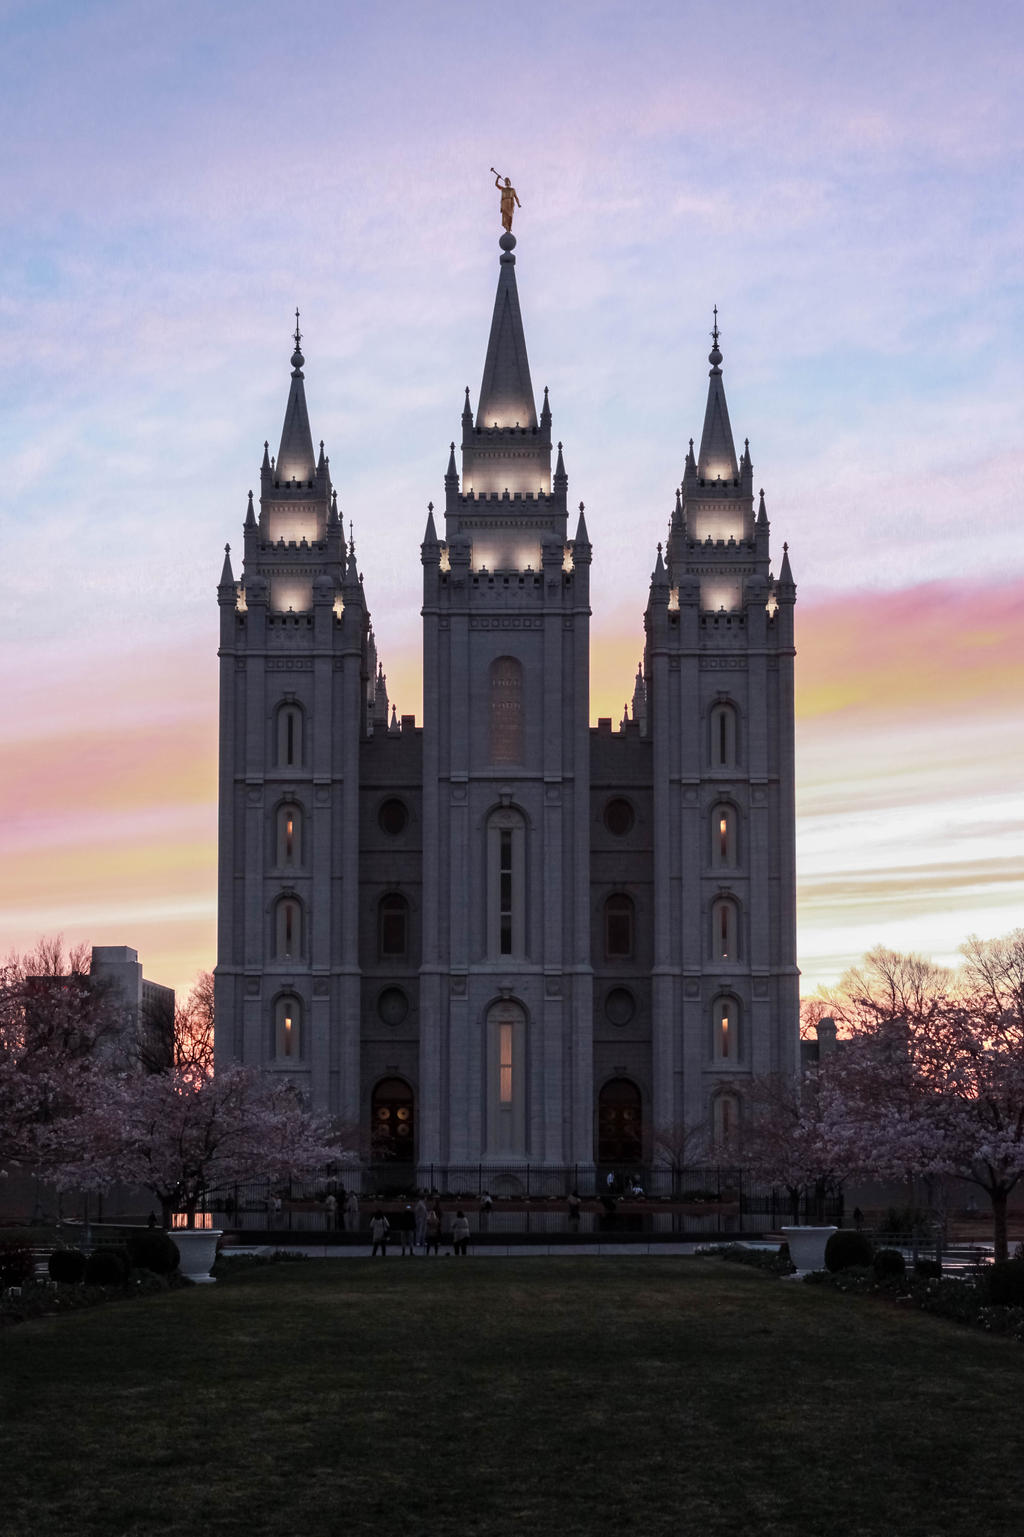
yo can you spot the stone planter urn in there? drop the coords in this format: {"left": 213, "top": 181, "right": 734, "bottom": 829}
{"left": 171, "top": 1227, "right": 223, "bottom": 1284}
{"left": 781, "top": 1225, "right": 836, "bottom": 1274}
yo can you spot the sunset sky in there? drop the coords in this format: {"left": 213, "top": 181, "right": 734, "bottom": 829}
{"left": 2, "top": 0, "right": 1022, "bottom": 999}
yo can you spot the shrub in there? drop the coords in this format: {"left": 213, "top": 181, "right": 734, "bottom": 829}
{"left": 825, "top": 1229, "right": 874, "bottom": 1272}
{"left": 984, "top": 1259, "right": 1024, "bottom": 1308}
{"left": 0, "top": 1245, "right": 35, "bottom": 1287}
{"left": 84, "top": 1247, "right": 130, "bottom": 1286}
{"left": 128, "top": 1230, "right": 180, "bottom": 1276}
{"left": 872, "top": 1248, "right": 906, "bottom": 1280}
{"left": 914, "top": 1258, "right": 941, "bottom": 1279}
{"left": 48, "top": 1248, "right": 87, "bottom": 1284}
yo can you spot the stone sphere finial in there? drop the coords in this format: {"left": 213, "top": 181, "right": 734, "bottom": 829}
{"left": 499, "top": 232, "right": 516, "bottom": 253}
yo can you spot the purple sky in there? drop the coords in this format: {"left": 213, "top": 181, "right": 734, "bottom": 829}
{"left": 2, "top": 0, "right": 1022, "bottom": 994}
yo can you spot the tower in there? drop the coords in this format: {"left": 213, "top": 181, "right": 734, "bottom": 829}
{"left": 643, "top": 313, "right": 800, "bottom": 1151}
{"left": 214, "top": 317, "right": 375, "bottom": 1124}
{"left": 418, "top": 230, "right": 594, "bottom": 1172}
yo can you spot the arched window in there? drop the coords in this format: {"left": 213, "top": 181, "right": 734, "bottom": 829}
{"left": 597, "top": 1078, "right": 643, "bottom": 1165}
{"left": 712, "top": 1091, "right": 741, "bottom": 1154}
{"left": 277, "top": 703, "right": 304, "bottom": 768}
{"left": 712, "top": 996, "right": 739, "bottom": 1062}
{"left": 274, "top": 896, "right": 303, "bottom": 959}
{"left": 709, "top": 702, "right": 737, "bottom": 769}
{"left": 371, "top": 1078, "right": 415, "bottom": 1163}
{"left": 489, "top": 656, "right": 524, "bottom": 764}
{"left": 378, "top": 893, "right": 409, "bottom": 959}
{"left": 486, "top": 1000, "right": 526, "bottom": 1155}
{"left": 276, "top": 803, "right": 303, "bottom": 867}
{"left": 604, "top": 893, "right": 635, "bottom": 960}
{"left": 274, "top": 994, "right": 302, "bottom": 1060}
{"left": 486, "top": 807, "right": 526, "bottom": 957}
{"left": 711, "top": 804, "right": 737, "bottom": 868}
{"left": 711, "top": 897, "right": 738, "bottom": 962}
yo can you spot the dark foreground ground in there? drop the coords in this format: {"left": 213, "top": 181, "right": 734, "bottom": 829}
{"left": 2, "top": 1256, "right": 1022, "bottom": 1537}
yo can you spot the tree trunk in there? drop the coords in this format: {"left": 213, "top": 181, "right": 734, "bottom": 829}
{"left": 991, "top": 1186, "right": 1009, "bottom": 1263}
{"left": 159, "top": 1195, "right": 173, "bottom": 1231}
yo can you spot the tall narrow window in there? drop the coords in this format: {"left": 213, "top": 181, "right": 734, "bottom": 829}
{"left": 379, "top": 893, "right": 409, "bottom": 959}
{"left": 275, "top": 897, "right": 303, "bottom": 959}
{"left": 712, "top": 804, "right": 736, "bottom": 868}
{"left": 711, "top": 898, "right": 738, "bottom": 961}
{"left": 276, "top": 803, "right": 302, "bottom": 867}
{"left": 487, "top": 809, "right": 526, "bottom": 957}
{"left": 486, "top": 1000, "right": 526, "bottom": 1155}
{"left": 489, "top": 656, "right": 524, "bottom": 764}
{"left": 713, "top": 997, "right": 738, "bottom": 1062}
{"left": 709, "top": 702, "right": 737, "bottom": 768}
{"left": 499, "top": 1022, "right": 513, "bottom": 1104}
{"left": 605, "top": 893, "right": 635, "bottom": 959}
{"left": 713, "top": 1092, "right": 740, "bottom": 1153}
{"left": 274, "top": 994, "right": 302, "bottom": 1059}
{"left": 277, "top": 704, "right": 304, "bottom": 767}
{"left": 499, "top": 830, "right": 513, "bottom": 954}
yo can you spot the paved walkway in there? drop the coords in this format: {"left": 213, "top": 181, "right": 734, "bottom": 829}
{"left": 227, "top": 1241, "right": 717, "bottom": 1259}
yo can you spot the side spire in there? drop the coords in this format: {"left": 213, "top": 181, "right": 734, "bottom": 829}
{"left": 476, "top": 233, "right": 537, "bottom": 429}
{"left": 696, "top": 307, "right": 739, "bottom": 482}
{"left": 276, "top": 309, "right": 316, "bottom": 483}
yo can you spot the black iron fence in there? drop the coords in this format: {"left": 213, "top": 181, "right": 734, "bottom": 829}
{"left": 206, "top": 1165, "right": 843, "bottom": 1235}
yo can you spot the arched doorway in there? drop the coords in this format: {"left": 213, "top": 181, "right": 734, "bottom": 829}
{"left": 371, "top": 1077, "right": 415, "bottom": 1163}
{"left": 597, "top": 1078, "right": 643, "bottom": 1165}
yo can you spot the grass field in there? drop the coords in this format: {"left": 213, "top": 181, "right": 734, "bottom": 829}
{"left": 2, "top": 1256, "right": 1023, "bottom": 1537}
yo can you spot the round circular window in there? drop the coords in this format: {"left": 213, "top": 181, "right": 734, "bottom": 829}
{"left": 604, "top": 987, "right": 636, "bottom": 1026}
{"left": 603, "top": 797, "right": 635, "bottom": 836}
{"left": 378, "top": 798, "right": 408, "bottom": 836}
{"left": 377, "top": 987, "right": 409, "bottom": 1026}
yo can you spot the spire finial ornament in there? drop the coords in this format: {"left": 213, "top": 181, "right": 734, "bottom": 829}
{"left": 290, "top": 309, "right": 305, "bottom": 376}
{"left": 708, "top": 306, "right": 723, "bottom": 375}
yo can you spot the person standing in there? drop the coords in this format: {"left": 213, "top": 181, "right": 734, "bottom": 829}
{"left": 425, "top": 1205, "right": 441, "bottom": 1256}
{"left": 568, "top": 1189, "right": 581, "bottom": 1231}
{"left": 344, "top": 1190, "right": 360, "bottom": 1233}
{"left": 413, "top": 1194, "right": 428, "bottom": 1250}
{"left": 451, "top": 1209, "right": 470, "bottom": 1257}
{"left": 324, "top": 1193, "right": 337, "bottom": 1232}
{"left": 369, "top": 1209, "right": 389, "bottom": 1257}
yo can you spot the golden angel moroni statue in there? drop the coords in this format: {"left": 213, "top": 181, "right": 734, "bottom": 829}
{"left": 490, "top": 168, "right": 521, "bottom": 232}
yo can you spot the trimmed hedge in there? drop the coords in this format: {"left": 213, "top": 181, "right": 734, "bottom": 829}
{"left": 0, "top": 1245, "right": 35, "bottom": 1287}
{"left": 84, "top": 1247, "right": 131, "bottom": 1286}
{"left": 872, "top": 1248, "right": 906, "bottom": 1280}
{"left": 128, "top": 1230, "right": 180, "bottom": 1276}
{"left": 984, "top": 1259, "right": 1024, "bottom": 1308}
{"left": 825, "top": 1230, "right": 874, "bottom": 1272}
{"left": 48, "top": 1248, "right": 88, "bottom": 1284}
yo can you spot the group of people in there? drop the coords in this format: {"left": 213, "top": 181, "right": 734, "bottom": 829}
{"left": 368, "top": 1196, "right": 471, "bottom": 1257}
{"left": 322, "top": 1188, "right": 362, "bottom": 1232}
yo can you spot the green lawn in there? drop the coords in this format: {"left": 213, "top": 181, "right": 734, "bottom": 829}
{"left": 2, "top": 1256, "right": 1023, "bottom": 1537}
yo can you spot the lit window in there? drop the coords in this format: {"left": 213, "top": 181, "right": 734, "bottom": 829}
{"left": 274, "top": 994, "right": 302, "bottom": 1059}
{"left": 709, "top": 703, "right": 737, "bottom": 768}
{"left": 499, "top": 1023, "right": 513, "bottom": 1104}
{"left": 713, "top": 997, "right": 738, "bottom": 1062}
{"left": 490, "top": 657, "right": 524, "bottom": 764}
{"left": 276, "top": 803, "right": 302, "bottom": 866}
{"left": 712, "top": 804, "right": 736, "bottom": 867}
{"left": 487, "top": 1001, "right": 526, "bottom": 1155}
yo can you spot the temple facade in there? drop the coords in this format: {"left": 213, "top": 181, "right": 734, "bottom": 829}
{"left": 214, "top": 231, "right": 799, "bottom": 1185}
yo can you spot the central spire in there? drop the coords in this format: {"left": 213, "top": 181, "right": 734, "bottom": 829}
{"left": 476, "top": 234, "right": 538, "bottom": 430}
{"left": 275, "top": 309, "right": 316, "bottom": 484}
{"left": 696, "top": 307, "right": 739, "bottom": 482}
